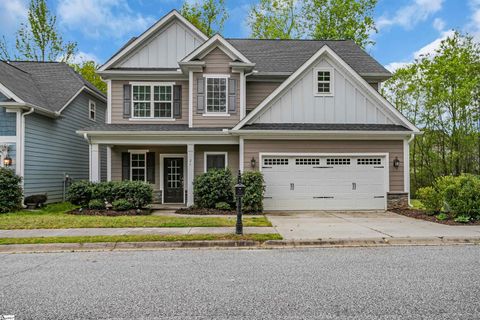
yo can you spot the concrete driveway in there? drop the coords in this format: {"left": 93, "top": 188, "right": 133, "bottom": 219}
{"left": 266, "top": 211, "right": 480, "bottom": 240}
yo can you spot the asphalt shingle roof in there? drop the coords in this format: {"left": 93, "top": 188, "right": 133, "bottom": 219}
{"left": 241, "top": 123, "right": 411, "bottom": 131}
{"left": 0, "top": 61, "right": 105, "bottom": 113}
{"left": 80, "top": 124, "right": 227, "bottom": 132}
{"left": 227, "top": 39, "right": 391, "bottom": 77}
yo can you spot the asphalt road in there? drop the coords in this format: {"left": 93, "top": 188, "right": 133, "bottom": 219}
{"left": 1, "top": 246, "right": 479, "bottom": 320}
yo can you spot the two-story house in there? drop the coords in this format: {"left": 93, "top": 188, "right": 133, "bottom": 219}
{"left": 79, "top": 10, "right": 419, "bottom": 211}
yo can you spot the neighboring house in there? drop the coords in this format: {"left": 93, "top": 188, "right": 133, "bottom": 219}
{"left": 79, "top": 10, "right": 420, "bottom": 211}
{"left": 0, "top": 61, "right": 107, "bottom": 203}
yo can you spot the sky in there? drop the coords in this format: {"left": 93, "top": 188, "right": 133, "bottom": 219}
{"left": 0, "top": 0, "right": 478, "bottom": 71}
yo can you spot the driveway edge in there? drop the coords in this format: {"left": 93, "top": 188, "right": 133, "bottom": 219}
{"left": 1, "top": 236, "right": 480, "bottom": 253}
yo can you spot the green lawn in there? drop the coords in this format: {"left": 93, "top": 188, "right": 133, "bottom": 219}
{"left": 0, "top": 233, "right": 282, "bottom": 245}
{"left": 0, "top": 203, "right": 272, "bottom": 229}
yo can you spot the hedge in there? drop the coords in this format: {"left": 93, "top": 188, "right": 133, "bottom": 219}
{"left": 0, "top": 167, "right": 23, "bottom": 213}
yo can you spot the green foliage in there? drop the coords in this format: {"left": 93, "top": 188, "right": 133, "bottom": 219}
{"left": 441, "top": 174, "right": 480, "bottom": 219}
{"left": 112, "top": 199, "right": 134, "bottom": 211}
{"left": 0, "top": 0, "right": 77, "bottom": 61}
{"left": 71, "top": 60, "right": 106, "bottom": 93}
{"left": 416, "top": 186, "right": 442, "bottom": 214}
{"left": 180, "top": 0, "right": 228, "bottom": 37}
{"left": 241, "top": 171, "right": 265, "bottom": 213}
{"left": 383, "top": 32, "right": 480, "bottom": 194}
{"left": 67, "top": 181, "right": 153, "bottom": 209}
{"left": 436, "top": 213, "right": 449, "bottom": 221}
{"left": 88, "top": 199, "right": 105, "bottom": 210}
{"left": 247, "top": 0, "right": 377, "bottom": 47}
{"left": 194, "top": 169, "right": 234, "bottom": 209}
{"left": 0, "top": 168, "right": 23, "bottom": 213}
{"left": 454, "top": 215, "right": 470, "bottom": 223}
{"left": 215, "top": 202, "right": 231, "bottom": 210}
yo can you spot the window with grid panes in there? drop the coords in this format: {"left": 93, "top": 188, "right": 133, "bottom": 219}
{"left": 206, "top": 77, "right": 227, "bottom": 113}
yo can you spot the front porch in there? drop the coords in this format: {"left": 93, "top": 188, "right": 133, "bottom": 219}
{"left": 88, "top": 143, "right": 239, "bottom": 205}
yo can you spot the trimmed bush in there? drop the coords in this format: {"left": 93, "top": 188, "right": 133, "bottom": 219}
{"left": 0, "top": 167, "right": 23, "bottom": 213}
{"left": 215, "top": 202, "right": 231, "bottom": 210}
{"left": 194, "top": 169, "right": 234, "bottom": 209}
{"left": 241, "top": 171, "right": 265, "bottom": 213}
{"left": 66, "top": 180, "right": 94, "bottom": 206}
{"left": 441, "top": 174, "right": 480, "bottom": 219}
{"left": 113, "top": 180, "right": 153, "bottom": 208}
{"left": 417, "top": 186, "right": 442, "bottom": 214}
{"left": 112, "top": 199, "right": 134, "bottom": 211}
{"left": 88, "top": 199, "right": 105, "bottom": 210}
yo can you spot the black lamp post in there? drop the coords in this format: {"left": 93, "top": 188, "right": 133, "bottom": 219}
{"left": 235, "top": 170, "right": 246, "bottom": 235}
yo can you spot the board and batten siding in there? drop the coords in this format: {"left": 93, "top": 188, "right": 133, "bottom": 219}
{"left": 246, "top": 81, "right": 281, "bottom": 112}
{"left": 110, "top": 80, "right": 189, "bottom": 124}
{"left": 117, "top": 20, "right": 204, "bottom": 69}
{"left": 243, "top": 139, "right": 404, "bottom": 192}
{"left": 192, "top": 48, "right": 240, "bottom": 128}
{"left": 253, "top": 56, "right": 399, "bottom": 125}
{"left": 24, "top": 92, "right": 106, "bottom": 202}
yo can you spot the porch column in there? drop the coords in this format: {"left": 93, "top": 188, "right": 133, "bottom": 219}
{"left": 106, "top": 145, "right": 112, "bottom": 181}
{"left": 89, "top": 143, "right": 100, "bottom": 182}
{"left": 187, "top": 144, "right": 195, "bottom": 206}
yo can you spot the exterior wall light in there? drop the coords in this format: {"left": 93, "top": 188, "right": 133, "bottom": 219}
{"left": 393, "top": 157, "right": 400, "bottom": 168}
{"left": 3, "top": 156, "right": 12, "bottom": 167}
{"left": 250, "top": 157, "right": 256, "bottom": 169}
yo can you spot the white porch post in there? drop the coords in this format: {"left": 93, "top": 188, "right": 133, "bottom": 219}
{"left": 187, "top": 144, "right": 195, "bottom": 206}
{"left": 89, "top": 143, "right": 100, "bottom": 182}
{"left": 106, "top": 145, "right": 112, "bottom": 181}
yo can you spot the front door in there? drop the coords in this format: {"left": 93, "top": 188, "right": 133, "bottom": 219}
{"left": 163, "top": 157, "right": 184, "bottom": 203}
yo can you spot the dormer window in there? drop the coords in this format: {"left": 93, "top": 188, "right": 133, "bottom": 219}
{"left": 314, "top": 68, "right": 334, "bottom": 96}
{"left": 205, "top": 76, "right": 228, "bottom": 114}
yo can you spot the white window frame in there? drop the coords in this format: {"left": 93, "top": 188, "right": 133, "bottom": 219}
{"left": 129, "top": 150, "right": 148, "bottom": 182}
{"left": 130, "top": 82, "right": 175, "bottom": 119}
{"left": 88, "top": 100, "right": 96, "bottom": 122}
{"left": 204, "top": 75, "right": 229, "bottom": 115}
{"left": 313, "top": 67, "right": 334, "bottom": 96}
{"left": 204, "top": 151, "right": 228, "bottom": 173}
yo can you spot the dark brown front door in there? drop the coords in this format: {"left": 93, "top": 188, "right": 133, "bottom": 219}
{"left": 164, "top": 157, "right": 184, "bottom": 203}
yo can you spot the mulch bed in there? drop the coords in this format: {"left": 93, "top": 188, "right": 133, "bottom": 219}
{"left": 68, "top": 209, "right": 152, "bottom": 216}
{"left": 392, "top": 208, "right": 480, "bottom": 225}
{"left": 176, "top": 208, "right": 262, "bottom": 216}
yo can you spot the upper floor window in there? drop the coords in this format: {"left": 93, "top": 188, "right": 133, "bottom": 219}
{"left": 206, "top": 76, "right": 227, "bottom": 113}
{"left": 89, "top": 100, "right": 96, "bottom": 121}
{"left": 314, "top": 68, "right": 334, "bottom": 96}
{"left": 132, "top": 83, "right": 173, "bottom": 119}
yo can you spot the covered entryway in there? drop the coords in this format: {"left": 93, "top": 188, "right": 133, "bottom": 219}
{"left": 261, "top": 154, "right": 388, "bottom": 210}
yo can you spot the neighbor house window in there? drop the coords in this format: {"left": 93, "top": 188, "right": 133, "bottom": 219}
{"left": 314, "top": 68, "right": 334, "bottom": 95}
{"left": 89, "top": 100, "right": 96, "bottom": 121}
{"left": 132, "top": 83, "right": 173, "bottom": 118}
{"left": 204, "top": 152, "right": 228, "bottom": 172}
{"left": 206, "top": 77, "right": 227, "bottom": 113}
{"left": 130, "top": 152, "right": 146, "bottom": 181}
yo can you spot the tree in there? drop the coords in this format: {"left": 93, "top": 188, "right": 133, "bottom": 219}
{"left": 302, "top": 0, "right": 377, "bottom": 48}
{"left": 248, "top": 0, "right": 300, "bottom": 39}
{"left": 71, "top": 61, "right": 107, "bottom": 94}
{"left": 0, "top": 0, "right": 77, "bottom": 62}
{"left": 180, "top": 0, "right": 228, "bottom": 37}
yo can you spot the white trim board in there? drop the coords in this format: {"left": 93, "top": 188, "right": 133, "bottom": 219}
{"left": 159, "top": 153, "right": 187, "bottom": 204}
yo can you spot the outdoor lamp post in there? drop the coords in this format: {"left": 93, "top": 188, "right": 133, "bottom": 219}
{"left": 235, "top": 170, "right": 246, "bottom": 235}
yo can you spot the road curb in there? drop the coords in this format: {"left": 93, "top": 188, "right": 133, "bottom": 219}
{"left": 1, "top": 236, "right": 479, "bottom": 253}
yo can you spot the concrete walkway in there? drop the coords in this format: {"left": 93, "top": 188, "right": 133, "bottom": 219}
{"left": 0, "top": 227, "right": 276, "bottom": 238}
{"left": 266, "top": 211, "right": 480, "bottom": 240}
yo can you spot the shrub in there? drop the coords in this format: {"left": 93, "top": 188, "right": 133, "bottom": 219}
{"left": 0, "top": 167, "right": 23, "bottom": 213}
{"left": 112, "top": 199, "right": 134, "bottom": 211}
{"left": 92, "top": 181, "right": 118, "bottom": 203}
{"left": 66, "top": 180, "right": 94, "bottom": 206}
{"left": 112, "top": 180, "right": 153, "bottom": 208}
{"left": 441, "top": 174, "right": 480, "bottom": 219}
{"left": 241, "top": 171, "right": 265, "bottom": 213}
{"left": 416, "top": 187, "right": 442, "bottom": 214}
{"left": 215, "top": 202, "right": 231, "bottom": 210}
{"left": 88, "top": 199, "right": 105, "bottom": 210}
{"left": 454, "top": 215, "right": 470, "bottom": 223}
{"left": 436, "top": 213, "right": 449, "bottom": 221}
{"left": 194, "top": 169, "right": 234, "bottom": 209}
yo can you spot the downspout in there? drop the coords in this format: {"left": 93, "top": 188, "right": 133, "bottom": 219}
{"left": 407, "top": 133, "right": 415, "bottom": 206}
{"left": 20, "top": 107, "right": 34, "bottom": 206}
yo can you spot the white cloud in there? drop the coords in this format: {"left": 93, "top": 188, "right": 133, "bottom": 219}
{"left": 432, "top": 17, "right": 445, "bottom": 31}
{"left": 57, "top": 0, "right": 155, "bottom": 39}
{"left": 0, "top": 0, "right": 28, "bottom": 36}
{"left": 413, "top": 29, "right": 455, "bottom": 58}
{"left": 377, "top": 0, "right": 444, "bottom": 30}
{"left": 385, "top": 61, "right": 410, "bottom": 73}
{"left": 71, "top": 51, "right": 100, "bottom": 64}
{"left": 466, "top": 0, "right": 480, "bottom": 40}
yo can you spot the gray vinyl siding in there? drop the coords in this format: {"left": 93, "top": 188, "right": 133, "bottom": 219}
{"left": 0, "top": 107, "right": 16, "bottom": 136}
{"left": 0, "top": 92, "right": 10, "bottom": 102}
{"left": 24, "top": 91, "right": 106, "bottom": 202}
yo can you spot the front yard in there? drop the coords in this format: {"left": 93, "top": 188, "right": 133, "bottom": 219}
{"left": 0, "top": 203, "right": 272, "bottom": 229}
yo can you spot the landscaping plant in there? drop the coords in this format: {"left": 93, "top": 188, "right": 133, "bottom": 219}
{"left": 193, "top": 169, "right": 234, "bottom": 209}
{"left": 241, "top": 171, "right": 265, "bottom": 213}
{"left": 0, "top": 167, "right": 23, "bottom": 213}
{"left": 112, "top": 199, "right": 134, "bottom": 211}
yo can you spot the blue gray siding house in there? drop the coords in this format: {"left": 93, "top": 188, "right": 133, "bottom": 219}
{"left": 0, "top": 61, "right": 106, "bottom": 203}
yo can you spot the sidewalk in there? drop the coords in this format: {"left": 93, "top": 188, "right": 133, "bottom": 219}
{"left": 0, "top": 226, "right": 277, "bottom": 238}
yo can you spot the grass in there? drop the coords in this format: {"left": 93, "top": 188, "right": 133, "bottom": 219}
{"left": 0, "top": 233, "right": 282, "bottom": 245}
{"left": 0, "top": 203, "right": 272, "bottom": 229}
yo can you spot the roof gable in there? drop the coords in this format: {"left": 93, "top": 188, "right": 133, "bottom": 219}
{"left": 100, "top": 10, "right": 208, "bottom": 71}
{"left": 233, "top": 45, "right": 418, "bottom": 132}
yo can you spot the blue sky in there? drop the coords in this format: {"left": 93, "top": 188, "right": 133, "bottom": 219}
{"left": 0, "top": 0, "right": 478, "bottom": 71}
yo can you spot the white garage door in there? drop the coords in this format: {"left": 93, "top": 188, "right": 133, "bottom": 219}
{"left": 262, "top": 155, "right": 387, "bottom": 210}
